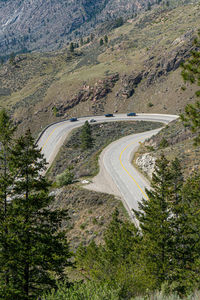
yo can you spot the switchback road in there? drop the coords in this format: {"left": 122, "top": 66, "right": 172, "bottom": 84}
{"left": 37, "top": 113, "right": 178, "bottom": 217}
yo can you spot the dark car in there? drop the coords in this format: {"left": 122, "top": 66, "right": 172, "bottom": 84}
{"left": 105, "top": 113, "right": 114, "bottom": 117}
{"left": 89, "top": 119, "right": 96, "bottom": 123}
{"left": 127, "top": 112, "right": 136, "bottom": 116}
{"left": 69, "top": 117, "right": 78, "bottom": 122}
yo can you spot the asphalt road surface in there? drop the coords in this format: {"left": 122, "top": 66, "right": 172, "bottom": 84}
{"left": 37, "top": 113, "right": 178, "bottom": 217}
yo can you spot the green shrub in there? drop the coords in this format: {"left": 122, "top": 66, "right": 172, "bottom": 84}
{"left": 148, "top": 102, "right": 154, "bottom": 107}
{"left": 80, "top": 222, "right": 87, "bottom": 230}
{"left": 56, "top": 168, "right": 74, "bottom": 186}
{"left": 159, "top": 137, "right": 169, "bottom": 149}
{"left": 43, "top": 281, "right": 121, "bottom": 300}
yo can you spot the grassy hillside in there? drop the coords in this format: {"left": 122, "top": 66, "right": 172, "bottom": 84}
{"left": 0, "top": 2, "right": 199, "bottom": 135}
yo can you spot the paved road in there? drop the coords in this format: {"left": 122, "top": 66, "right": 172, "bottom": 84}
{"left": 37, "top": 113, "right": 178, "bottom": 217}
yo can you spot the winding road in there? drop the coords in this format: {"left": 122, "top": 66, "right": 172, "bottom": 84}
{"left": 37, "top": 113, "right": 178, "bottom": 218}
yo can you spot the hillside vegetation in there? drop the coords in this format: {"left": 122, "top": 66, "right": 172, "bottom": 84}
{"left": 0, "top": 2, "right": 199, "bottom": 135}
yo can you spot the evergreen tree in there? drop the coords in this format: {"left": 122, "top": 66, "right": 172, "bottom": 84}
{"left": 114, "top": 17, "right": 124, "bottom": 28}
{"left": 104, "top": 35, "right": 108, "bottom": 44}
{"left": 0, "top": 110, "right": 16, "bottom": 298}
{"left": 134, "top": 154, "right": 172, "bottom": 288}
{"left": 76, "top": 209, "right": 142, "bottom": 297}
{"left": 99, "top": 38, "right": 104, "bottom": 46}
{"left": 7, "top": 130, "right": 71, "bottom": 299}
{"left": 9, "top": 52, "right": 15, "bottom": 66}
{"left": 90, "top": 33, "right": 94, "bottom": 41}
{"left": 81, "top": 121, "right": 93, "bottom": 150}
{"left": 181, "top": 30, "right": 200, "bottom": 145}
{"left": 69, "top": 42, "right": 74, "bottom": 53}
{"left": 178, "top": 172, "right": 200, "bottom": 293}
{"left": 147, "top": 2, "right": 151, "bottom": 10}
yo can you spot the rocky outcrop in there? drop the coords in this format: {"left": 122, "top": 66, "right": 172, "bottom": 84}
{"left": 116, "top": 72, "right": 143, "bottom": 99}
{"left": 136, "top": 153, "right": 156, "bottom": 178}
{"left": 144, "top": 35, "right": 194, "bottom": 86}
{"left": 116, "top": 34, "right": 194, "bottom": 100}
{"left": 55, "top": 73, "right": 119, "bottom": 116}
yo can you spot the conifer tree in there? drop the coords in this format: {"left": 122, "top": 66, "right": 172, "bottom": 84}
{"left": 0, "top": 109, "right": 16, "bottom": 298}
{"left": 81, "top": 121, "right": 93, "bottom": 150}
{"left": 134, "top": 154, "right": 172, "bottom": 288}
{"left": 178, "top": 172, "right": 200, "bottom": 293}
{"left": 99, "top": 38, "right": 104, "bottom": 46}
{"left": 181, "top": 30, "right": 200, "bottom": 145}
{"left": 69, "top": 42, "right": 74, "bottom": 53}
{"left": 104, "top": 35, "right": 108, "bottom": 44}
{"left": 8, "top": 130, "right": 71, "bottom": 299}
{"left": 80, "top": 37, "right": 83, "bottom": 46}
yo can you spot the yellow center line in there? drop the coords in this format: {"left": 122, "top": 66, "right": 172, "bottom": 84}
{"left": 41, "top": 124, "right": 64, "bottom": 151}
{"left": 119, "top": 139, "right": 149, "bottom": 200}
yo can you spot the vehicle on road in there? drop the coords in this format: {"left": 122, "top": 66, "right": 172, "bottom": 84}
{"left": 105, "top": 113, "right": 114, "bottom": 117}
{"left": 90, "top": 119, "right": 96, "bottom": 123}
{"left": 127, "top": 112, "right": 136, "bottom": 116}
{"left": 69, "top": 117, "right": 78, "bottom": 122}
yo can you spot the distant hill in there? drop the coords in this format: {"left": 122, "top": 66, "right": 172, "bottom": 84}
{"left": 0, "top": 0, "right": 196, "bottom": 58}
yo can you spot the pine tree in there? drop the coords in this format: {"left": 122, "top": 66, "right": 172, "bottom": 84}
{"left": 0, "top": 109, "right": 16, "bottom": 298}
{"left": 134, "top": 154, "right": 172, "bottom": 288}
{"left": 80, "top": 37, "right": 83, "bottom": 46}
{"left": 90, "top": 33, "right": 94, "bottom": 41}
{"left": 69, "top": 42, "right": 74, "bottom": 53}
{"left": 99, "top": 38, "right": 104, "bottom": 46}
{"left": 181, "top": 30, "right": 200, "bottom": 145}
{"left": 9, "top": 52, "right": 15, "bottom": 66}
{"left": 104, "top": 35, "right": 108, "bottom": 44}
{"left": 178, "top": 172, "right": 200, "bottom": 293}
{"left": 166, "top": 158, "right": 188, "bottom": 295}
{"left": 8, "top": 130, "right": 71, "bottom": 299}
{"left": 81, "top": 121, "right": 93, "bottom": 150}
{"left": 76, "top": 209, "right": 142, "bottom": 297}
{"left": 147, "top": 2, "right": 151, "bottom": 10}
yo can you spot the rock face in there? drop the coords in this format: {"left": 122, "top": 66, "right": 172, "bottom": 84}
{"left": 0, "top": 0, "right": 158, "bottom": 57}
{"left": 136, "top": 153, "right": 156, "bottom": 178}
{"left": 116, "top": 34, "right": 194, "bottom": 100}
{"left": 54, "top": 73, "right": 119, "bottom": 116}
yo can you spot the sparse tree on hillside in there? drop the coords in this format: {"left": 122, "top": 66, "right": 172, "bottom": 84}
{"left": 9, "top": 52, "right": 15, "bottom": 66}
{"left": 114, "top": 17, "right": 124, "bottom": 28}
{"left": 147, "top": 2, "right": 151, "bottom": 10}
{"left": 99, "top": 38, "right": 104, "bottom": 46}
{"left": 90, "top": 33, "right": 94, "bottom": 41}
{"left": 69, "top": 42, "right": 74, "bottom": 53}
{"left": 104, "top": 35, "right": 108, "bottom": 44}
{"left": 81, "top": 121, "right": 93, "bottom": 150}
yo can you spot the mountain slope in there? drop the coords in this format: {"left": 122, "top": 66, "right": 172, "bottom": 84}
{"left": 0, "top": 0, "right": 196, "bottom": 57}
{"left": 0, "top": 2, "right": 199, "bottom": 135}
